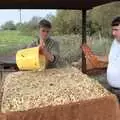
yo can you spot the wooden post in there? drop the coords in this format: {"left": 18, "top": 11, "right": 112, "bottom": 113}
{"left": 82, "top": 9, "right": 87, "bottom": 73}
{"left": 0, "top": 65, "right": 3, "bottom": 82}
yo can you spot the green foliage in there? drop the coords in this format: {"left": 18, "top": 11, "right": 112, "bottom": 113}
{"left": 0, "top": 31, "right": 33, "bottom": 55}
{"left": 17, "top": 16, "right": 41, "bottom": 36}
{"left": 1, "top": 21, "right": 16, "bottom": 30}
{"left": 51, "top": 2, "right": 120, "bottom": 36}
{"left": 2, "top": 2, "right": 119, "bottom": 37}
{"left": 51, "top": 10, "right": 82, "bottom": 35}
{"left": 90, "top": 2, "right": 120, "bottom": 37}
{"left": 16, "top": 23, "right": 22, "bottom": 30}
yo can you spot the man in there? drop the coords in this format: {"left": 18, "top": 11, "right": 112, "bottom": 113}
{"left": 27, "top": 19, "right": 60, "bottom": 68}
{"left": 107, "top": 17, "right": 120, "bottom": 94}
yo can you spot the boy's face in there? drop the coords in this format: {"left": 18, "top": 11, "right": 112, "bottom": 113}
{"left": 112, "top": 24, "right": 120, "bottom": 41}
{"left": 39, "top": 27, "right": 51, "bottom": 41}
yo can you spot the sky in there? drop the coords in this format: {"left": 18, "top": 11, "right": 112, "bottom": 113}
{"left": 0, "top": 9, "right": 56, "bottom": 26}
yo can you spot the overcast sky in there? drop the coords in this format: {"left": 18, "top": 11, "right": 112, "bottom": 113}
{"left": 0, "top": 9, "right": 56, "bottom": 26}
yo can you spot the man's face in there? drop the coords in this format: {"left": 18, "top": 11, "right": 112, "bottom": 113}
{"left": 112, "top": 24, "right": 120, "bottom": 41}
{"left": 39, "top": 27, "right": 51, "bottom": 41}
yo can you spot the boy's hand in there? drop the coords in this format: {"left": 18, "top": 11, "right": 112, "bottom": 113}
{"left": 39, "top": 40, "right": 46, "bottom": 54}
{"left": 39, "top": 40, "right": 54, "bottom": 62}
{"left": 39, "top": 40, "right": 45, "bottom": 49}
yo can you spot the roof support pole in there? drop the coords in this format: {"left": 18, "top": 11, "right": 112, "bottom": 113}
{"left": 82, "top": 9, "right": 87, "bottom": 73}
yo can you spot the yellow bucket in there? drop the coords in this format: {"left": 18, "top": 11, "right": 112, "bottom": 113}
{"left": 16, "top": 46, "right": 46, "bottom": 71}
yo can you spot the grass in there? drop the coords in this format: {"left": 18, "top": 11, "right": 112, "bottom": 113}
{"left": 0, "top": 30, "right": 34, "bottom": 55}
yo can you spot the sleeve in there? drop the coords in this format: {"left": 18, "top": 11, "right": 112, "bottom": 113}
{"left": 47, "top": 41, "right": 60, "bottom": 68}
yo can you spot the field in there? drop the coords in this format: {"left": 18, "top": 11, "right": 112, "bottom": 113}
{"left": 0, "top": 31, "right": 33, "bottom": 55}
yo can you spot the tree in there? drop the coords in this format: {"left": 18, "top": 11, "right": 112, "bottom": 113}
{"left": 1, "top": 21, "right": 16, "bottom": 30}
{"left": 28, "top": 16, "right": 41, "bottom": 30}
{"left": 51, "top": 1, "right": 120, "bottom": 36}
{"left": 18, "top": 16, "right": 41, "bottom": 36}
{"left": 90, "top": 2, "right": 120, "bottom": 37}
{"left": 51, "top": 10, "right": 82, "bottom": 35}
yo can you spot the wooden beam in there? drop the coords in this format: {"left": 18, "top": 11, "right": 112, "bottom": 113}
{"left": 0, "top": 0, "right": 118, "bottom": 9}
{"left": 82, "top": 9, "right": 87, "bottom": 73}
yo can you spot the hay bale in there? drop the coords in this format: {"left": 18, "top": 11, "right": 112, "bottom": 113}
{"left": 0, "top": 67, "right": 119, "bottom": 120}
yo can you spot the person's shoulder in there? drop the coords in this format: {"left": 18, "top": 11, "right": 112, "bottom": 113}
{"left": 49, "top": 37, "right": 55, "bottom": 41}
{"left": 49, "top": 37, "right": 59, "bottom": 44}
{"left": 109, "top": 39, "right": 119, "bottom": 53}
{"left": 110, "top": 39, "right": 116, "bottom": 46}
{"left": 112, "top": 39, "right": 119, "bottom": 47}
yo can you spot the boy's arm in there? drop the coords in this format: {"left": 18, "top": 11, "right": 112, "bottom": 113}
{"left": 49, "top": 41, "right": 60, "bottom": 66}
{"left": 40, "top": 40, "right": 60, "bottom": 68}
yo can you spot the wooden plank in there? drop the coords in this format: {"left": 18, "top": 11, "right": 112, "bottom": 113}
{"left": 82, "top": 9, "right": 87, "bottom": 73}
